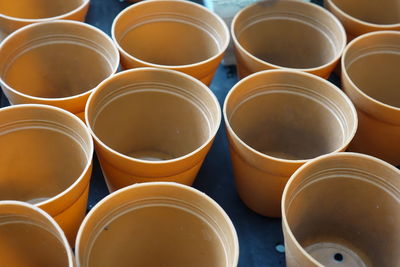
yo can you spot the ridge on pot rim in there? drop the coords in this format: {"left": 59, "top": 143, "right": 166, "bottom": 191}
{"left": 85, "top": 67, "right": 221, "bottom": 191}
{"left": 75, "top": 182, "right": 239, "bottom": 267}
{"left": 0, "top": 104, "right": 94, "bottom": 245}
{"left": 0, "top": 20, "right": 119, "bottom": 120}
{"left": 231, "top": 0, "right": 346, "bottom": 79}
{"left": 282, "top": 152, "right": 400, "bottom": 266}
{"left": 341, "top": 30, "right": 400, "bottom": 165}
{"left": 325, "top": 0, "right": 400, "bottom": 40}
{"left": 224, "top": 69, "right": 357, "bottom": 217}
{"left": 0, "top": 200, "right": 75, "bottom": 266}
{"left": 0, "top": 0, "right": 90, "bottom": 37}
{"left": 111, "top": 0, "right": 230, "bottom": 85}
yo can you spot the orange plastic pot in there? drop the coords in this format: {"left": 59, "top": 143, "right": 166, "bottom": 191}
{"left": 224, "top": 69, "right": 357, "bottom": 217}
{"left": 325, "top": 0, "right": 400, "bottom": 40}
{"left": 85, "top": 68, "right": 221, "bottom": 191}
{"left": 112, "top": 0, "right": 230, "bottom": 85}
{"left": 231, "top": 0, "right": 346, "bottom": 79}
{"left": 76, "top": 182, "right": 239, "bottom": 267}
{"left": 282, "top": 152, "right": 400, "bottom": 266}
{"left": 0, "top": 20, "right": 119, "bottom": 121}
{"left": 342, "top": 31, "right": 400, "bottom": 165}
{"left": 0, "top": 0, "right": 90, "bottom": 38}
{"left": 0, "top": 201, "right": 75, "bottom": 267}
{"left": 0, "top": 104, "right": 94, "bottom": 245}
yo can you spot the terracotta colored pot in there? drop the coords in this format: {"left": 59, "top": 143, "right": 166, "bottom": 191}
{"left": 0, "top": 20, "right": 119, "bottom": 121}
{"left": 76, "top": 182, "right": 239, "bottom": 267}
{"left": 0, "top": 104, "right": 94, "bottom": 245}
{"left": 85, "top": 68, "right": 221, "bottom": 191}
{"left": 282, "top": 152, "right": 400, "bottom": 267}
{"left": 231, "top": 0, "right": 346, "bottom": 79}
{"left": 0, "top": 201, "right": 75, "bottom": 267}
{"left": 0, "top": 0, "right": 90, "bottom": 38}
{"left": 325, "top": 0, "right": 400, "bottom": 40}
{"left": 342, "top": 31, "right": 400, "bottom": 165}
{"left": 224, "top": 69, "right": 357, "bottom": 217}
{"left": 112, "top": 0, "right": 230, "bottom": 85}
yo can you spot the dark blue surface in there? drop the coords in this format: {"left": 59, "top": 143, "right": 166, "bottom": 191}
{"left": 0, "top": 0, "right": 337, "bottom": 266}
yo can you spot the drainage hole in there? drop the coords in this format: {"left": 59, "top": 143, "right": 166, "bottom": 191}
{"left": 275, "top": 243, "right": 285, "bottom": 253}
{"left": 334, "top": 253, "right": 344, "bottom": 262}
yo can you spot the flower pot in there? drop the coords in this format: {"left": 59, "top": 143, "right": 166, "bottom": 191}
{"left": 85, "top": 68, "right": 221, "bottom": 191}
{"left": 0, "top": 104, "right": 94, "bottom": 245}
{"left": 341, "top": 31, "right": 400, "bottom": 165}
{"left": 76, "top": 182, "right": 239, "bottom": 267}
{"left": 231, "top": 0, "right": 346, "bottom": 79}
{"left": 282, "top": 152, "right": 400, "bottom": 267}
{"left": 224, "top": 69, "right": 357, "bottom": 217}
{"left": 112, "top": 0, "right": 230, "bottom": 85}
{"left": 0, "top": 20, "right": 119, "bottom": 120}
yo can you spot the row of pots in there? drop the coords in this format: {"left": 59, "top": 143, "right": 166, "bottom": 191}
{"left": 0, "top": 0, "right": 399, "bottom": 266}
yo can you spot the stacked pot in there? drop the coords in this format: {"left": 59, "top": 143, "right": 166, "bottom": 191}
{"left": 0, "top": 0, "right": 399, "bottom": 266}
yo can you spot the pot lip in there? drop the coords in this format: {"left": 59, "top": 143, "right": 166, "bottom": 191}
{"left": 325, "top": 0, "right": 400, "bottom": 28}
{"left": 85, "top": 67, "right": 222, "bottom": 165}
{"left": 0, "top": 20, "right": 120, "bottom": 103}
{"left": 0, "top": 200, "right": 75, "bottom": 267}
{"left": 0, "top": 104, "right": 94, "bottom": 207}
{"left": 111, "top": 0, "right": 230, "bottom": 70}
{"left": 223, "top": 69, "right": 358, "bottom": 165}
{"left": 0, "top": 0, "right": 90, "bottom": 23}
{"left": 341, "top": 30, "right": 400, "bottom": 112}
{"left": 75, "top": 182, "right": 239, "bottom": 266}
{"left": 231, "top": 0, "right": 347, "bottom": 72}
{"left": 281, "top": 152, "right": 400, "bottom": 266}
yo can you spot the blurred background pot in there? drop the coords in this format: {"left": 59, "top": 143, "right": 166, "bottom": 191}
{"left": 231, "top": 0, "right": 346, "bottom": 79}
{"left": 85, "top": 68, "right": 221, "bottom": 191}
{"left": 112, "top": 0, "right": 229, "bottom": 85}
{"left": 342, "top": 31, "right": 400, "bottom": 165}
{"left": 0, "top": 0, "right": 90, "bottom": 39}
{"left": 0, "top": 20, "right": 119, "bottom": 121}
{"left": 0, "top": 201, "right": 75, "bottom": 267}
{"left": 282, "top": 152, "right": 400, "bottom": 267}
{"left": 0, "top": 104, "right": 94, "bottom": 245}
{"left": 76, "top": 182, "right": 239, "bottom": 267}
{"left": 224, "top": 69, "right": 357, "bottom": 217}
{"left": 325, "top": 0, "right": 400, "bottom": 40}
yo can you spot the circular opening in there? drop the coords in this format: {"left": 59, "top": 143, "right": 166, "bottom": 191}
{"left": 229, "top": 91, "right": 345, "bottom": 160}
{"left": 345, "top": 50, "right": 400, "bottom": 108}
{"left": 3, "top": 40, "right": 113, "bottom": 99}
{"left": 0, "top": 0, "right": 85, "bottom": 19}
{"left": 0, "top": 220, "right": 69, "bottom": 266}
{"left": 334, "top": 253, "right": 344, "bottom": 262}
{"left": 113, "top": 1, "right": 228, "bottom": 68}
{"left": 90, "top": 85, "right": 214, "bottom": 161}
{"left": 87, "top": 205, "right": 227, "bottom": 266}
{"left": 331, "top": 0, "right": 400, "bottom": 25}
{"left": 0, "top": 121, "right": 89, "bottom": 203}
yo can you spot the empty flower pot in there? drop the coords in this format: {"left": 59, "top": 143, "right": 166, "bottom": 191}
{"left": 0, "top": 104, "right": 94, "bottom": 245}
{"left": 85, "top": 68, "right": 221, "bottom": 191}
{"left": 325, "top": 0, "right": 400, "bottom": 40}
{"left": 282, "top": 152, "right": 400, "bottom": 267}
{"left": 231, "top": 0, "right": 346, "bottom": 79}
{"left": 224, "top": 69, "right": 357, "bottom": 217}
{"left": 0, "top": 20, "right": 119, "bottom": 121}
{"left": 76, "top": 182, "right": 239, "bottom": 267}
{"left": 112, "top": 0, "right": 230, "bottom": 85}
{"left": 0, "top": 201, "right": 75, "bottom": 267}
{"left": 0, "top": 0, "right": 90, "bottom": 38}
{"left": 342, "top": 31, "right": 400, "bottom": 165}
